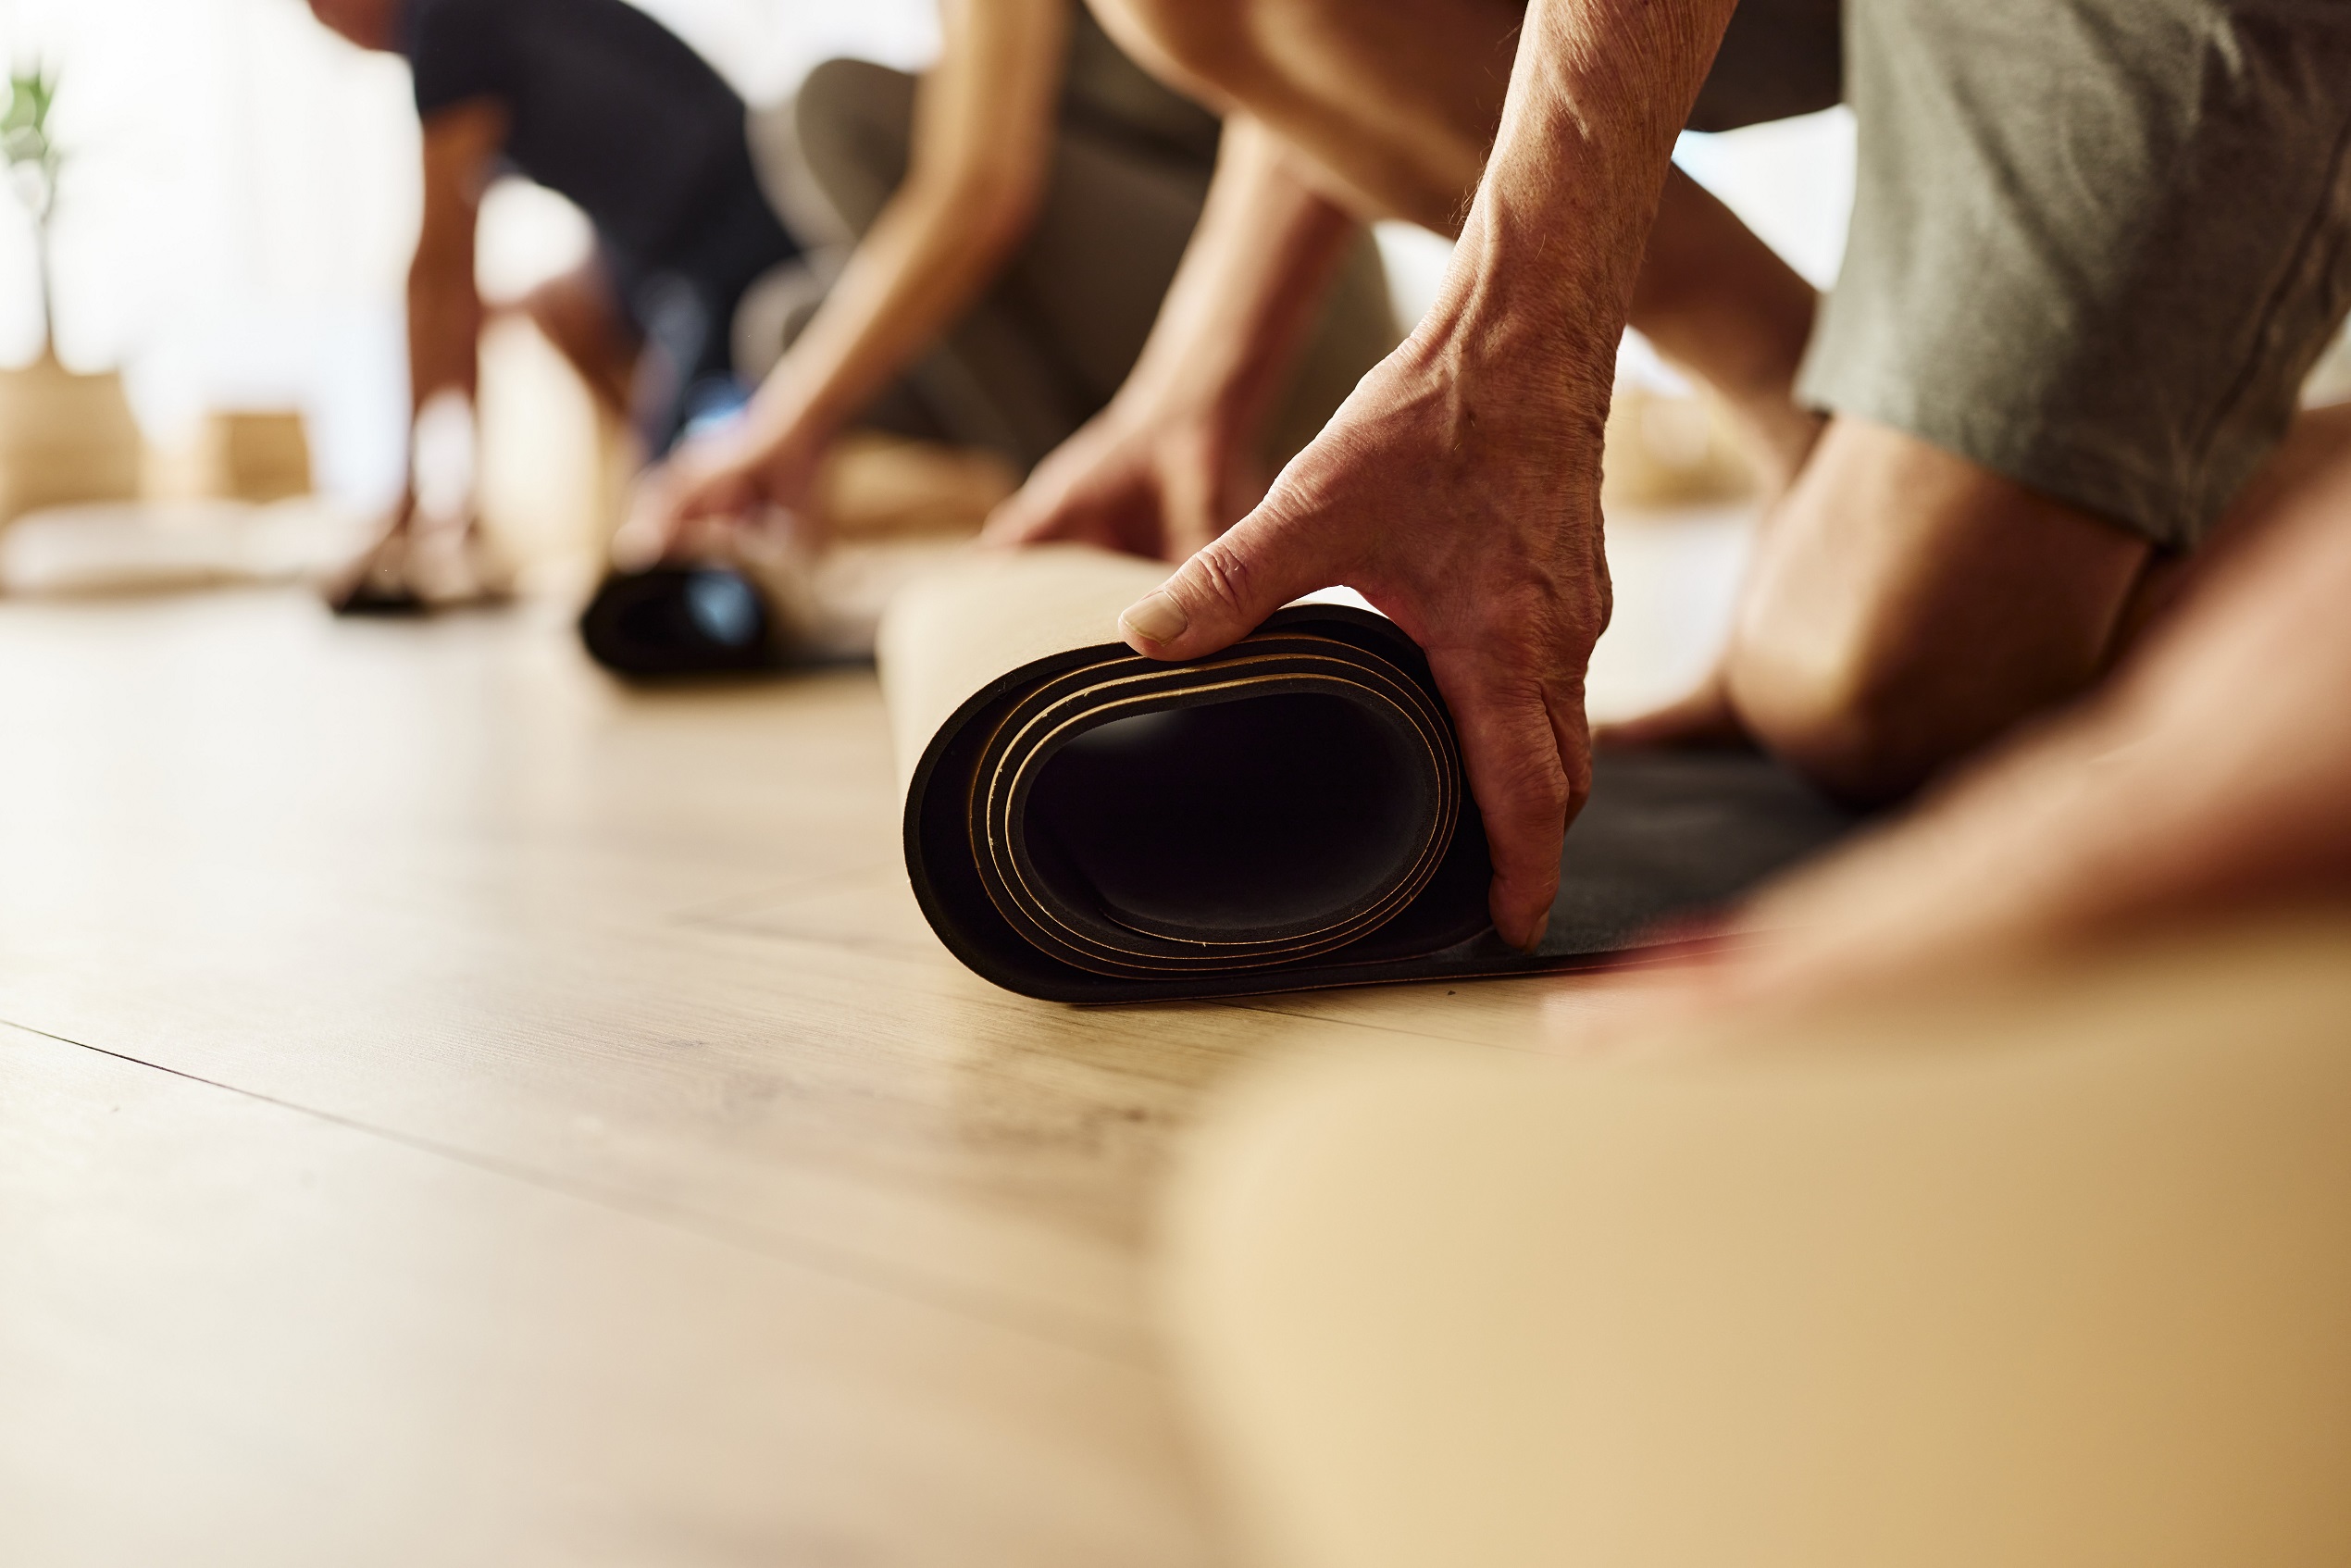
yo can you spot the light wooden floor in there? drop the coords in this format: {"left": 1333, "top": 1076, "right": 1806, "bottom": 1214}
{"left": 0, "top": 516, "right": 1743, "bottom": 1566}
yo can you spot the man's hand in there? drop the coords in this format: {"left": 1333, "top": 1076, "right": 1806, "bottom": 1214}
{"left": 321, "top": 509, "right": 425, "bottom": 613}
{"left": 1106, "top": 0, "right": 1740, "bottom": 948}
{"left": 982, "top": 399, "right": 1269, "bottom": 563}
{"left": 1114, "top": 324, "right": 1614, "bottom": 949}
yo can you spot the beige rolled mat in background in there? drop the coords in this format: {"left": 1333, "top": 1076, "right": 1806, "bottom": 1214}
{"left": 1161, "top": 918, "right": 2351, "bottom": 1567}
{"left": 880, "top": 544, "right": 1858, "bottom": 1003}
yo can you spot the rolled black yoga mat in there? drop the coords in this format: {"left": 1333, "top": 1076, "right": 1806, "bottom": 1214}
{"left": 881, "top": 546, "right": 1859, "bottom": 1003}
{"left": 579, "top": 566, "right": 790, "bottom": 678}
{"left": 582, "top": 537, "right": 977, "bottom": 678}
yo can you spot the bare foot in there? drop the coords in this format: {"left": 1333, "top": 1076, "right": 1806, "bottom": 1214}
{"left": 322, "top": 521, "right": 426, "bottom": 616}
{"left": 321, "top": 515, "right": 511, "bottom": 615}
{"left": 404, "top": 517, "right": 515, "bottom": 607}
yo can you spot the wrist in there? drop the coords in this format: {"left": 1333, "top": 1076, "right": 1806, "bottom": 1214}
{"left": 1433, "top": 217, "right": 1630, "bottom": 388}
{"left": 1406, "top": 300, "right": 1616, "bottom": 449}
{"left": 1366, "top": 291, "right": 1614, "bottom": 511}
{"left": 738, "top": 390, "right": 838, "bottom": 473}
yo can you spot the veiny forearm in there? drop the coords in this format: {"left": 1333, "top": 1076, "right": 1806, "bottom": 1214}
{"left": 1431, "top": 0, "right": 1738, "bottom": 387}
{"left": 1115, "top": 116, "right": 1359, "bottom": 439}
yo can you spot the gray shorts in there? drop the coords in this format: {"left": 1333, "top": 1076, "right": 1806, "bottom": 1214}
{"left": 1700, "top": 0, "right": 2351, "bottom": 549}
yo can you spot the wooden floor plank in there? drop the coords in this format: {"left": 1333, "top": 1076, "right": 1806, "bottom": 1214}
{"left": 0, "top": 1023, "right": 1219, "bottom": 1568}
{"left": 0, "top": 592, "right": 1520, "bottom": 1362}
{"left": 0, "top": 531, "right": 1741, "bottom": 1559}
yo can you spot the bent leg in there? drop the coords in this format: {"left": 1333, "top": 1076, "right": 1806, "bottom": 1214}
{"left": 2117, "top": 400, "right": 2351, "bottom": 647}
{"left": 1723, "top": 418, "right": 2150, "bottom": 800}
{"left": 1650, "top": 0, "right": 2351, "bottom": 792}
{"left": 1719, "top": 436, "right": 2351, "bottom": 1006}
{"left": 1630, "top": 169, "right": 1824, "bottom": 490}
{"left": 515, "top": 257, "right": 640, "bottom": 417}
{"left": 1662, "top": 402, "right": 2351, "bottom": 800}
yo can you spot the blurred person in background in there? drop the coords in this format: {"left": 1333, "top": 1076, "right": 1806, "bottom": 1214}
{"left": 305, "top": 0, "right": 810, "bottom": 609}
{"left": 619, "top": 0, "right": 1398, "bottom": 575}
{"left": 308, "top": 0, "right": 1398, "bottom": 617}
{"left": 989, "top": 0, "right": 2351, "bottom": 957}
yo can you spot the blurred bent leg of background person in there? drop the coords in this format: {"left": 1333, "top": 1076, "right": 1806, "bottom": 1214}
{"left": 512, "top": 255, "right": 641, "bottom": 423}
{"left": 307, "top": 0, "right": 805, "bottom": 611}
{"left": 1090, "top": 0, "right": 1831, "bottom": 486}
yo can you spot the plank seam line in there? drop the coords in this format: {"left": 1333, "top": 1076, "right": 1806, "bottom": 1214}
{"left": 0, "top": 1014, "right": 1157, "bottom": 1372}
{"left": 1223, "top": 1002, "right": 1553, "bottom": 1052}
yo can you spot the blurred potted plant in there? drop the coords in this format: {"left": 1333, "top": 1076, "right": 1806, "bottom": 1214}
{"left": 0, "top": 62, "right": 140, "bottom": 529}
{"left": 3, "top": 66, "right": 61, "bottom": 352}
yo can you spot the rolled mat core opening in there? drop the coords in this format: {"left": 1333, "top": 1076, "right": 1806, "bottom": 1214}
{"left": 1020, "top": 687, "right": 1441, "bottom": 949}
{"left": 964, "top": 631, "right": 1470, "bottom": 977}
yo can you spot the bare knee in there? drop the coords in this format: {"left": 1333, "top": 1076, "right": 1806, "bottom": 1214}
{"left": 1727, "top": 640, "right": 1984, "bottom": 803}
{"left": 1723, "top": 418, "right": 2150, "bottom": 802}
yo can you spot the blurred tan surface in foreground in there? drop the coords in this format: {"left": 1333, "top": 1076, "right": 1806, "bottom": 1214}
{"left": 1168, "top": 916, "right": 2351, "bottom": 1568}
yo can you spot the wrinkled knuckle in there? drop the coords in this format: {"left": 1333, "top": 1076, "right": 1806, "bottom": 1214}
{"left": 1561, "top": 753, "right": 1594, "bottom": 804}
{"left": 1524, "top": 770, "right": 1574, "bottom": 827}
{"left": 1518, "top": 741, "right": 1575, "bottom": 811}
{"left": 1185, "top": 538, "right": 1259, "bottom": 617}
{"left": 1483, "top": 753, "right": 1570, "bottom": 837}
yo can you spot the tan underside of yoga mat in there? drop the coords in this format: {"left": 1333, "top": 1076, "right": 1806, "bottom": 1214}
{"left": 879, "top": 544, "right": 1166, "bottom": 798}
{"left": 878, "top": 544, "right": 1856, "bottom": 1002}
{"left": 1164, "top": 917, "right": 2351, "bottom": 1568}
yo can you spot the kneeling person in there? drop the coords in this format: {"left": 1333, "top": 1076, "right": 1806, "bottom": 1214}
{"left": 307, "top": 0, "right": 802, "bottom": 610}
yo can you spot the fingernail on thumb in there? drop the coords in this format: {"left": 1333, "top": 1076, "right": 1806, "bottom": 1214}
{"left": 1120, "top": 590, "right": 1189, "bottom": 647}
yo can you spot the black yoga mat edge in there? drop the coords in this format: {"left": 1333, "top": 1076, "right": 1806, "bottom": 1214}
{"left": 901, "top": 600, "right": 1861, "bottom": 1004}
